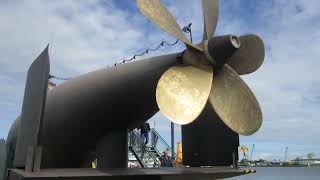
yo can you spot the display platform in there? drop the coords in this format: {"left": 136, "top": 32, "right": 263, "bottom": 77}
{"left": 7, "top": 167, "right": 253, "bottom": 180}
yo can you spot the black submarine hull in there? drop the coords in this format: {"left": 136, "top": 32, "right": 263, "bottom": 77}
{"left": 8, "top": 53, "right": 179, "bottom": 168}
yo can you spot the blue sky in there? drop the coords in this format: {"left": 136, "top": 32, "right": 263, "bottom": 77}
{"left": 1, "top": 0, "right": 320, "bottom": 161}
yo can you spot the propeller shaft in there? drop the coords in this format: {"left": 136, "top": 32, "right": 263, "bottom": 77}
{"left": 207, "top": 35, "right": 241, "bottom": 67}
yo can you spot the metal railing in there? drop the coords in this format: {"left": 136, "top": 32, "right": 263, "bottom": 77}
{"left": 129, "top": 130, "right": 161, "bottom": 167}
{"left": 150, "top": 128, "right": 177, "bottom": 160}
{"left": 129, "top": 128, "right": 178, "bottom": 167}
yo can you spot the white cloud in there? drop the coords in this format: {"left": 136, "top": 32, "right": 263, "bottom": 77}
{"left": 0, "top": 0, "right": 173, "bottom": 137}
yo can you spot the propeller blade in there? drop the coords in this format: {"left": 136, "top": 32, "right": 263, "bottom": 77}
{"left": 156, "top": 65, "right": 213, "bottom": 125}
{"left": 227, "top": 34, "right": 265, "bottom": 75}
{"left": 209, "top": 65, "right": 262, "bottom": 135}
{"left": 137, "top": 0, "right": 202, "bottom": 51}
{"left": 202, "top": 0, "right": 219, "bottom": 41}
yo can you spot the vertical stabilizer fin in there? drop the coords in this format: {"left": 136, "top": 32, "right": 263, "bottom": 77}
{"left": 13, "top": 45, "right": 50, "bottom": 168}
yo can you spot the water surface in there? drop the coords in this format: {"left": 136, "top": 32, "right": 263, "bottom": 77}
{"left": 225, "top": 167, "right": 320, "bottom": 180}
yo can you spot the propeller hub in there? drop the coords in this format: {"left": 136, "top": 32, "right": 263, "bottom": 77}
{"left": 206, "top": 35, "right": 241, "bottom": 67}
{"left": 230, "top": 35, "right": 241, "bottom": 48}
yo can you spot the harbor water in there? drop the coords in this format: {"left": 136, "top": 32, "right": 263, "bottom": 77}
{"left": 226, "top": 167, "right": 320, "bottom": 180}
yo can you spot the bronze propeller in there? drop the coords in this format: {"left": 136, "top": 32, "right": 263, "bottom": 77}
{"left": 137, "top": 0, "right": 265, "bottom": 135}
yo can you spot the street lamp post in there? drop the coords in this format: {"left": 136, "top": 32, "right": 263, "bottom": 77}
{"left": 250, "top": 144, "right": 255, "bottom": 162}
{"left": 284, "top": 147, "right": 288, "bottom": 165}
{"left": 171, "top": 122, "right": 174, "bottom": 160}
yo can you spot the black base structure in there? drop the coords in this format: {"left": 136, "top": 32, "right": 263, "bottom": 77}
{"left": 7, "top": 167, "right": 248, "bottom": 180}
{"left": 95, "top": 128, "right": 128, "bottom": 168}
{"left": 182, "top": 103, "right": 239, "bottom": 167}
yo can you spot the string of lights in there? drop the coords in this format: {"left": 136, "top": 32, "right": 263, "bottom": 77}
{"left": 49, "top": 23, "right": 193, "bottom": 81}
{"left": 112, "top": 39, "right": 179, "bottom": 66}
{"left": 48, "top": 39, "right": 179, "bottom": 81}
{"left": 49, "top": 74, "right": 72, "bottom": 81}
